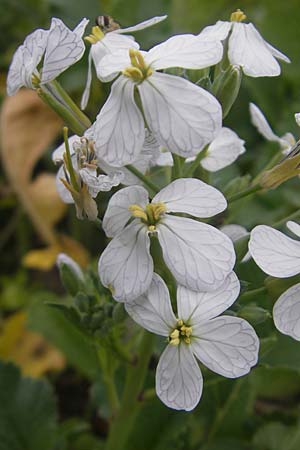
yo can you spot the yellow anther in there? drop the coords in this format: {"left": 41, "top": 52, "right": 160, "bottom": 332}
{"left": 123, "top": 49, "right": 153, "bottom": 82}
{"left": 170, "top": 329, "right": 180, "bottom": 339}
{"left": 123, "top": 67, "right": 144, "bottom": 82}
{"left": 170, "top": 338, "right": 180, "bottom": 346}
{"left": 31, "top": 73, "right": 40, "bottom": 88}
{"left": 184, "top": 337, "right": 191, "bottom": 344}
{"left": 85, "top": 26, "right": 104, "bottom": 44}
{"left": 230, "top": 9, "right": 247, "bottom": 22}
{"left": 128, "top": 204, "right": 148, "bottom": 221}
{"left": 181, "top": 325, "right": 193, "bottom": 337}
{"left": 148, "top": 225, "right": 156, "bottom": 232}
{"left": 177, "top": 319, "right": 184, "bottom": 327}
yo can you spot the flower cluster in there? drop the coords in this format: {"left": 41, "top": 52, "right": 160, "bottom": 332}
{"left": 7, "top": 8, "right": 293, "bottom": 412}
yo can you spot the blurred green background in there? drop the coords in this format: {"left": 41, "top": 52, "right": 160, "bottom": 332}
{"left": 1, "top": 1, "right": 300, "bottom": 449}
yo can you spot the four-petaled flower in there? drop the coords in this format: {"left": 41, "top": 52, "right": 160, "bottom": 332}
{"left": 7, "top": 17, "right": 89, "bottom": 95}
{"left": 99, "top": 178, "right": 235, "bottom": 301}
{"left": 200, "top": 9, "right": 290, "bottom": 77}
{"left": 125, "top": 272, "right": 259, "bottom": 410}
{"left": 89, "top": 34, "right": 223, "bottom": 166}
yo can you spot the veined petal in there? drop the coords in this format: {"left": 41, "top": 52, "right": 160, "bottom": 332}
{"left": 287, "top": 221, "right": 300, "bottom": 238}
{"left": 229, "top": 23, "right": 282, "bottom": 77}
{"left": 41, "top": 18, "right": 88, "bottom": 83}
{"left": 93, "top": 76, "right": 145, "bottom": 167}
{"left": 7, "top": 46, "right": 27, "bottom": 95}
{"left": 79, "top": 168, "right": 122, "bottom": 196}
{"left": 273, "top": 283, "right": 300, "bottom": 340}
{"left": 98, "top": 220, "right": 153, "bottom": 302}
{"left": 145, "top": 34, "right": 223, "bottom": 70}
{"left": 192, "top": 316, "right": 259, "bottom": 378}
{"left": 81, "top": 50, "right": 93, "bottom": 110}
{"left": 199, "top": 20, "right": 232, "bottom": 41}
{"left": 96, "top": 48, "right": 132, "bottom": 82}
{"left": 249, "top": 225, "right": 300, "bottom": 277}
{"left": 73, "top": 17, "right": 89, "bottom": 37}
{"left": 52, "top": 134, "right": 79, "bottom": 163}
{"left": 177, "top": 272, "right": 240, "bottom": 323}
{"left": 156, "top": 344, "right": 203, "bottom": 411}
{"left": 157, "top": 215, "right": 235, "bottom": 292}
{"left": 221, "top": 224, "right": 248, "bottom": 242}
{"left": 266, "top": 42, "right": 291, "bottom": 63}
{"left": 117, "top": 15, "right": 167, "bottom": 33}
{"left": 201, "top": 127, "right": 246, "bottom": 172}
{"left": 102, "top": 186, "right": 149, "bottom": 238}
{"left": 153, "top": 178, "right": 227, "bottom": 218}
{"left": 56, "top": 166, "right": 74, "bottom": 204}
{"left": 138, "top": 72, "right": 222, "bottom": 158}
{"left": 125, "top": 273, "right": 176, "bottom": 336}
{"left": 249, "top": 103, "right": 281, "bottom": 143}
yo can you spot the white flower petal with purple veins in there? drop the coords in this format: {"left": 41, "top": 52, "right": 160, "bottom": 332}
{"left": 56, "top": 165, "right": 73, "bottom": 204}
{"left": 273, "top": 283, "right": 300, "bottom": 340}
{"left": 102, "top": 186, "right": 149, "bottom": 238}
{"left": 249, "top": 225, "right": 300, "bottom": 277}
{"left": 79, "top": 168, "right": 122, "bottom": 197}
{"left": 138, "top": 72, "right": 222, "bottom": 158}
{"left": 201, "top": 127, "right": 246, "bottom": 172}
{"left": 249, "top": 103, "right": 282, "bottom": 143}
{"left": 52, "top": 135, "right": 79, "bottom": 163}
{"left": 229, "top": 23, "right": 284, "bottom": 77}
{"left": 153, "top": 178, "right": 227, "bottom": 217}
{"left": 177, "top": 272, "right": 240, "bottom": 324}
{"left": 191, "top": 316, "right": 259, "bottom": 378}
{"left": 156, "top": 344, "right": 203, "bottom": 411}
{"left": 157, "top": 215, "right": 235, "bottom": 292}
{"left": 98, "top": 220, "right": 153, "bottom": 302}
{"left": 41, "top": 17, "right": 88, "bottom": 83}
{"left": 93, "top": 75, "right": 145, "bottom": 167}
{"left": 125, "top": 273, "right": 176, "bottom": 335}
{"left": 145, "top": 34, "right": 223, "bottom": 70}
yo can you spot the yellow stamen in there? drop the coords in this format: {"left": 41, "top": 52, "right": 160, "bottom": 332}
{"left": 128, "top": 204, "right": 148, "bottom": 221}
{"left": 85, "top": 26, "right": 104, "bottom": 44}
{"left": 148, "top": 225, "right": 156, "bottom": 232}
{"left": 123, "top": 49, "right": 153, "bottom": 82}
{"left": 230, "top": 9, "right": 247, "bottom": 22}
{"left": 123, "top": 67, "right": 144, "bottom": 82}
{"left": 31, "top": 73, "right": 40, "bottom": 88}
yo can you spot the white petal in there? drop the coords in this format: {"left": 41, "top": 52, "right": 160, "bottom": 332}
{"left": 7, "top": 46, "right": 27, "bottom": 95}
{"left": 96, "top": 46, "right": 132, "bottom": 82}
{"left": 155, "top": 151, "right": 174, "bottom": 167}
{"left": 138, "top": 72, "right": 222, "bottom": 158}
{"left": 249, "top": 103, "right": 281, "bottom": 143}
{"left": 201, "top": 127, "right": 246, "bottom": 172}
{"left": 117, "top": 15, "right": 167, "bottom": 33}
{"left": 156, "top": 344, "right": 203, "bottom": 411}
{"left": 199, "top": 20, "right": 232, "bottom": 41}
{"left": 102, "top": 186, "right": 149, "bottom": 238}
{"left": 125, "top": 273, "right": 176, "bottom": 335}
{"left": 287, "top": 221, "right": 300, "bottom": 238}
{"left": 93, "top": 76, "right": 145, "bottom": 167}
{"left": 81, "top": 49, "right": 93, "bottom": 110}
{"left": 229, "top": 23, "right": 281, "bottom": 77}
{"left": 153, "top": 178, "right": 227, "bottom": 218}
{"left": 41, "top": 18, "right": 88, "bottom": 83}
{"left": 220, "top": 224, "right": 248, "bottom": 242}
{"left": 73, "top": 17, "right": 89, "bottom": 37}
{"left": 192, "top": 316, "right": 259, "bottom": 378}
{"left": 249, "top": 225, "right": 300, "bottom": 277}
{"left": 145, "top": 34, "right": 223, "bottom": 70}
{"left": 177, "top": 272, "right": 240, "bottom": 323}
{"left": 273, "top": 283, "right": 300, "bottom": 340}
{"left": 56, "top": 166, "right": 73, "bottom": 204}
{"left": 157, "top": 215, "right": 235, "bottom": 292}
{"left": 56, "top": 253, "right": 84, "bottom": 280}
{"left": 266, "top": 42, "right": 291, "bottom": 63}
{"left": 52, "top": 135, "right": 79, "bottom": 163}
{"left": 79, "top": 168, "right": 122, "bottom": 196}
{"left": 98, "top": 220, "right": 153, "bottom": 302}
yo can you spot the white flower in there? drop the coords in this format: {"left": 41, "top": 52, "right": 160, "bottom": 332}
{"left": 98, "top": 178, "right": 235, "bottom": 301}
{"left": 53, "top": 135, "right": 122, "bottom": 220}
{"left": 90, "top": 35, "right": 223, "bottom": 167}
{"left": 249, "top": 103, "right": 296, "bottom": 155}
{"left": 125, "top": 272, "right": 259, "bottom": 410}
{"left": 249, "top": 222, "right": 300, "bottom": 341}
{"left": 81, "top": 15, "right": 167, "bottom": 109}
{"left": 7, "top": 17, "right": 89, "bottom": 96}
{"left": 249, "top": 221, "right": 300, "bottom": 278}
{"left": 56, "top": 253, "right": 84, "bottom": 281}
{"left": 186, "top": 127, "right": 246, "bottom": 172}
{"left": 200, "top": 9, "right": 290, "bottom": 77}
{"left": 221, "top": 224, "right": 250, "bottom": 262}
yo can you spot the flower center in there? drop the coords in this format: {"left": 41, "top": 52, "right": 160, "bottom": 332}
{"left": 169, "top": 320, "right": 193, "bottom": 346}
{"left": 85, "top": 26, "right": 105, "bottom": 44}
{"left": 230, "top": 9, "right": 247, "bottom": 22}
{"left": 123, "top": 49, "right": 153, "bottom": 83}
{"left": 128, "top": 202, "right": 166, "bottom": 231}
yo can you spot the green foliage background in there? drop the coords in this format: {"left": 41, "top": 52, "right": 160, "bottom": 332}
{"left": 1, "top": 0, "right": 300, "bottom": 449}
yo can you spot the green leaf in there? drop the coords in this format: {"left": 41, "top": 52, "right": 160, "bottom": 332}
{"left": 253, "top": 422, "right": 300, "bottom": 450}
{"left": 0, "top": 360, "right": 59, "bottom": 450}
{"left": 28, "top": 295, "right": 99, "bottom": 380}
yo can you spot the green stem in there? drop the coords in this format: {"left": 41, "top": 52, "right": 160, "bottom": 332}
{"left": 253, "top": 151, "right": 282, "bottom": 184}
{"left": 172, "top": 154, "right": 183, "bottom": 180}
{"left": 227, "top": 184, "right": 262, "bottom": 203}
{"left": 125, "top": 165, "right": 159, "bottom": 194}
{"left": 105, "top": 332, "right": 154, "bottom": 450}
{"left": 63, "top": 127, "right": 80, "bottom": 190}
{"left": 96, "top": 346, "right": 120, "bottom": 417}
{"left": 239, "top": 286, "right": 267, "bottom": 301}
{"left": 183, "top": 147, "right": 208, "bottom": 177}
{"left": 273, "top": 209, "right": 300, "bottom": 229}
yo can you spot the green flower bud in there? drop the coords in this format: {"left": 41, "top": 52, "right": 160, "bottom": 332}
{"left": 57, "top": 253, "right": 84, "bottom": 296}
{"left": 238, "top": 305, "right": 270, "bottom": 325}
{"left": 212, "top": 65, "right": 242, "bottom": 118}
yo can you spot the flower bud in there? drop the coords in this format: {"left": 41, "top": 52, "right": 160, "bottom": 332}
{"left": 260, "top": 147, "right": 300, "bottom": 189}
{"left": 238, "top": 305, "right": 270, "bottom": 325}
{"left": 212, "top": 65, "right": 242, "bottom": 118}
{"left": 57, "top": 253, "right": 84, "bottom": 296}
